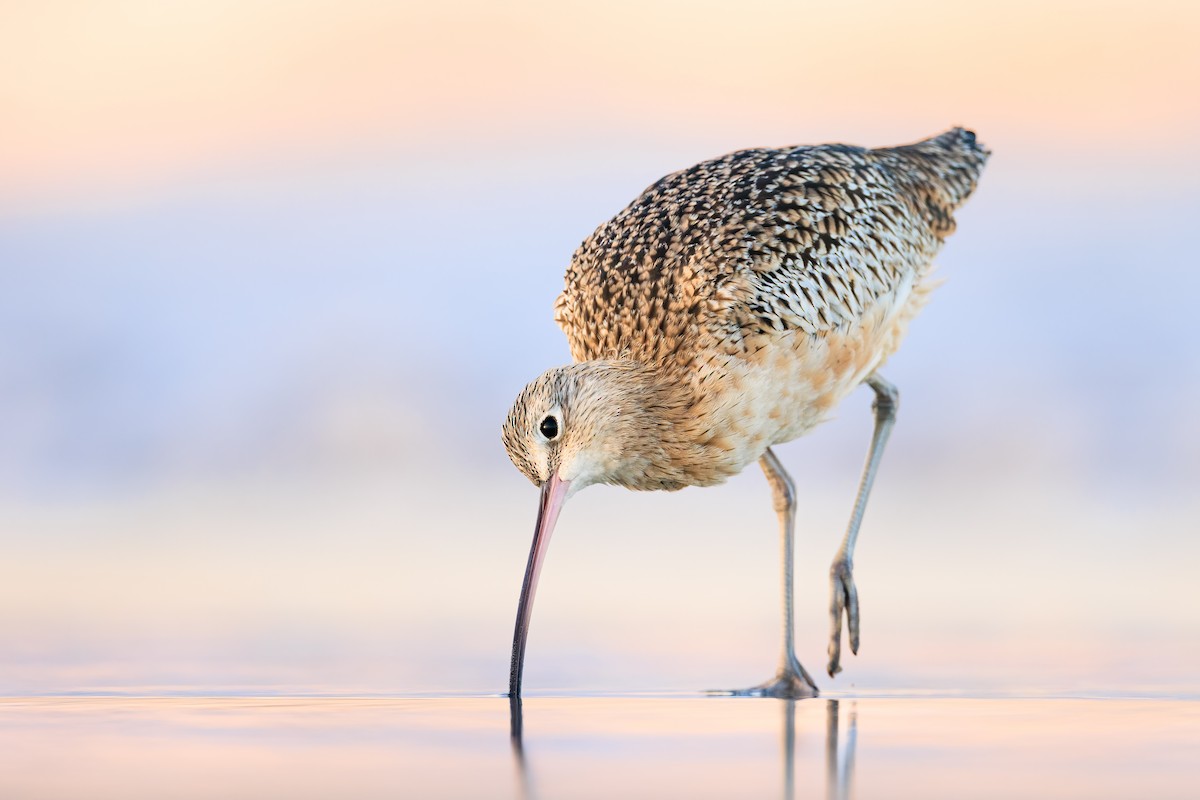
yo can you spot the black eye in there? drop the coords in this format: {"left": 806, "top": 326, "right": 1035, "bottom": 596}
{"left": 539, "top": 415, "right": 559, "bottom": 440}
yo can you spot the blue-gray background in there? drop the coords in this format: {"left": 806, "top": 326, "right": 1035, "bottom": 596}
{"left": 2, "top": 0, "right": 1197, "bottom": 695}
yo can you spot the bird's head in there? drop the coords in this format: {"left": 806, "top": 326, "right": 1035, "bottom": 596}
{"left": 502, "top": 361, "right": 649, "bottom": 497}
{"left": 501, "top": 359, "right": 682, "bottom": 695}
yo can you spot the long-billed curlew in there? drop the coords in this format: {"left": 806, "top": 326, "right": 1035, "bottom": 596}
{"left": 502, "top": 128, "right": 989, "bottom": 698}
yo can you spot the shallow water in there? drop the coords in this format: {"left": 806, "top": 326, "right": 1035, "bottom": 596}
{"left": 2, "top": 694, "right": 1197, "bottom": 799}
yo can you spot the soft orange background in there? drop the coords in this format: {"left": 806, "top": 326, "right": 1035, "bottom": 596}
{"left": 1, "top": 0, "right": 1197, "bottom": 695}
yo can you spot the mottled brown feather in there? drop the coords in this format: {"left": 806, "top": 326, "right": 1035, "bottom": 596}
{"left": 554, "top": 128, "right": 989, "bottom": 371}
{"left": 506, "top": 128, "right": 988, "bottom": 493}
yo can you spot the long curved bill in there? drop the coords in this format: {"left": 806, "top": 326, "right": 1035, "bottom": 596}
{"left": 508, "top": 474, "right": 570, "bottom": 697}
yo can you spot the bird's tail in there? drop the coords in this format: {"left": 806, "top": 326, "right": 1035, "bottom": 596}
{"left": 880, "top": 127, "right": 990, "bottom": 236}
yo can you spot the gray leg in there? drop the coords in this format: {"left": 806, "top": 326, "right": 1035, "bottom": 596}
{"left": 828, "top": 374, "right": 898, "bottom": 677}
{"left": 729, "top": 448, "right": 818, "bottom": 698}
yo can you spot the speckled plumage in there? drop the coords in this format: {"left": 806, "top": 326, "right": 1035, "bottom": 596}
{"left": 506, "top": 128, "right": 988, "bottom": 493}
{"left": 502, "top": 128, "right": 989, "bottom": 697}
{"left": 555, "top": 127, "right": 986, "bottom": 367}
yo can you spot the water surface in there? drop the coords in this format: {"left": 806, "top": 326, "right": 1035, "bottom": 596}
{"left": 2, "top": 694, "right": 1196, "bottom": 799}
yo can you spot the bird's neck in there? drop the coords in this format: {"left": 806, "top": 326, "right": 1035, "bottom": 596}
{"left": 580, "top": 359, "right": 727, "bottom": 492}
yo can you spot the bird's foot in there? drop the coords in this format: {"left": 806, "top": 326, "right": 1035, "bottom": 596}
{"left": 827, "top": 557, "right": 860, "bottom": 677}
{"left": 714, "top": 657, "right": 819, "bottom": 698}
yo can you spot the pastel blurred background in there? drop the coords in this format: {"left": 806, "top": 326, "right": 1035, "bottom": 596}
{"left": 2, "top": 0, "right": 1197, "bottom": 698}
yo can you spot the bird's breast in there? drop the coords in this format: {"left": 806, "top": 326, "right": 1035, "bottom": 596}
{"left": 680, "top": 281, "right": 923, "bottom": 482}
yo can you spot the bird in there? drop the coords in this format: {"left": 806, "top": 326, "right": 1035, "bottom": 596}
{"left": 502, "top": 128, "right": 989, "bottom": 698}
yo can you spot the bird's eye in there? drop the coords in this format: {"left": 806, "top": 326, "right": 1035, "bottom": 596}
{"left": 539, "top": 415, "right": 559, "bottom": 440}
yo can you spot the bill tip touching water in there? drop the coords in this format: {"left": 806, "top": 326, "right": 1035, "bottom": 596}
{"left": 503, "top": 128, "right": 989, "bottom": 698}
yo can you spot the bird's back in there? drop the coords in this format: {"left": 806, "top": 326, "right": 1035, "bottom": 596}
{"left": 554, "top": 128, "right": 989, "bottom": 369}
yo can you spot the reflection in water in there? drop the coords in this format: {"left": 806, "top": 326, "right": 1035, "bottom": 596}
{"left": 1, "top": 697, "right": 1191, "bottom": 797}
{"left": 509, "top": 697, "right": 856, "bottom": 800}
{"left": 823, "top": 700, "right": 857, "bottom": 800}
{"left": 782, "top": 699, "right": 796, "bottom": 799}
{"left": 510, "top": 694, "right": 533, "bottom": 799}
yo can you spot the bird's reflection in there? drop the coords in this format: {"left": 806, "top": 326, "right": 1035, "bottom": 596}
{"left": 782, "top": 699, "right": 797, "bottom": 798}
{"left": 820, "top": 699, "right": 857, "bottom": 800}
{"left": 773, "top": 698, "right": 857, "bottom": 800}
{"left": 509, "top": 694, "right": 533, "bottom": 800}
{"left": 509, "top": 696, "right": 856, "bottom": 800}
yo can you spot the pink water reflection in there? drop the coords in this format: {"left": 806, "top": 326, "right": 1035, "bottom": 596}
{"left": 1, "top": 696, "right": 1196, "bottom": 799}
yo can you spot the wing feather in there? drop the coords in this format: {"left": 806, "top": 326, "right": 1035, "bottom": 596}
{"left": 555, "top": 129, "right": 988, "bottom": 367}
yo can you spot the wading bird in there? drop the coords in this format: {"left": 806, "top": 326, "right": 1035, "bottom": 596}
{"left": 502, "top": 128, "right": 988, "bottom": 698}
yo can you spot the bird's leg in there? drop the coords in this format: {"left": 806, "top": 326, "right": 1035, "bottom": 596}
{"left": 726, "top": 448, "right": 818, "bottom": 698}
{"left": 827, "top": 374, "right": 898, "bottom": 677}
